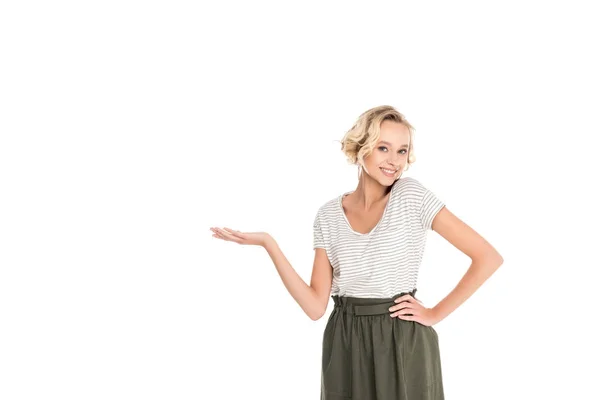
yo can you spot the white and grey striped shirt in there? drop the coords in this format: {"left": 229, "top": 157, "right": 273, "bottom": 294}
{"left": 313, "top": 176, "right": 445, "bottom": 298}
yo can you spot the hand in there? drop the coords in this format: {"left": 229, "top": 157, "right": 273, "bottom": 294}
{"left": 210, "top": 227, "right": 271, "bottom": 247}
{"left": 389, "top": 294, "right": 440, "bottom": 327}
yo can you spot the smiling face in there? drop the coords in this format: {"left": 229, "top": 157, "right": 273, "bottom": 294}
{"left": 361, "top": 119, "right": 411, "bottom": 185}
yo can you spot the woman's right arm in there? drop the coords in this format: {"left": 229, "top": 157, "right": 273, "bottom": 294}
{"left": 263, "top": 236, "right": 332, "bottom": 321}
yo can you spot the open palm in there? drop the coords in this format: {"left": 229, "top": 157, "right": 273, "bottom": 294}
{"left": 210, "top": 227, "right": 270, "bottom": 247}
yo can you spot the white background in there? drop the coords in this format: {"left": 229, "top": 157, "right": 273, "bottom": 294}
{"left": 1, "top": 1, "right": 599, "bottom": 399}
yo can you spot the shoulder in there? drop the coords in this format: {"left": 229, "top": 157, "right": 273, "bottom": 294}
{"left": 391, "top": 176, "right": 442, "bottom": 208}
{"left": 392, "top": 176, "right": 428, "bottom": 196}
{"left": 314, "top": 195, "right": 340, "bottom": 219}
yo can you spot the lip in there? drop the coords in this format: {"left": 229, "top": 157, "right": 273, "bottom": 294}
{"left": 380, "top": 167, "right": 397, "bottom": 177}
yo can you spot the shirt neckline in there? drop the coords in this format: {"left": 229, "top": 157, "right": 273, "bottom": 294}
{"left": 338, "top": 181, "right": 397, "bottom": 236}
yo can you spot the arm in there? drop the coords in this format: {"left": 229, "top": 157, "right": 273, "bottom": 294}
{"left": 430, "top": 206, "right": 504, "bottom": 323}
{"left": 263, "top": 236, "right": 333, "bottom": 321}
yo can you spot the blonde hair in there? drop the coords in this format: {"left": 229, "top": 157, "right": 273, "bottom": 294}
{"left": 340, "top": 105, "right": 416, "bottom": 172}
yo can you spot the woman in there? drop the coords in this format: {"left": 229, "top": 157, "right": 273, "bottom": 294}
{"left": 210, "top": 105, "right": 503, "bottom": 399}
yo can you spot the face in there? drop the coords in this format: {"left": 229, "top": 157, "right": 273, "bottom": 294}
{"left": 361, "top": 120, "right": 410, "bottom": 185}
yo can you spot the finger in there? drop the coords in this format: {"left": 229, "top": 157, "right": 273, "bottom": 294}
{"left": 216, "top": 228, "right": 234, "bottom": 237}
{"left": 214, "top": 228, "right": 236, "bottom": 242}
{"left": 391, "top": 306, "right": 420, "bottom": 318}
{"left": 223, "top": 228, "right": 246, "bottom": 239}
{"left": 405, "top": 298, "right": 423, "bottom": 307}
{"left": 213, "top": 231, "right": 230, "bottom": 241}
{"left": 394, "top": 294, "right": 416, "bottom": 304}
{"left": 390, "top": 302, "right": 414, "bottom": 313}
{"left": 219, "top": 228, "right": 247, "bottom": 244}
{"left": 389, "top": 302, "right": 412, "bottom": 312}
{"left": 396, "top": 314, "right": 419, "bottom": 323}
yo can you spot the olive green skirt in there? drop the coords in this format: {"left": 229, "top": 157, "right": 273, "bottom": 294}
{"left": 321, "top": 288, "right": 444, "bottom": 400}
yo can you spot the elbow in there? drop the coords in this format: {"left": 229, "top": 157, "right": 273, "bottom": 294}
{"left": 308, "top": 308, "right": 327, "bottom": 321}
{"left": 494, "top": 251, "right": 504, "bottom": 266}
{"left": 472, "top": 251, "right": 503, "bottom": 268}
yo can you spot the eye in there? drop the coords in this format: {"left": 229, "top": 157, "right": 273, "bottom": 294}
{"left": 378, "top": 146, "right": 407, "bottom": 154}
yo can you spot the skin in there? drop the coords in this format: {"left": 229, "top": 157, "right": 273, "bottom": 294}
{"left": 210, "top": 119, "right": 504, "bottom": 324}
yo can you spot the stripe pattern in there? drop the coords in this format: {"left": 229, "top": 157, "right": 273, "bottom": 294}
{"left": 313, "top": 176, "right": 445, "bottom": 298}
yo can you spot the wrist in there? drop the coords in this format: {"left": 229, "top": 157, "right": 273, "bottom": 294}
{"left": 431, "top": 305, "right": 445, "bottom": 324}
{"left": 262, "top": 233, "right": 275, "bottom": 249}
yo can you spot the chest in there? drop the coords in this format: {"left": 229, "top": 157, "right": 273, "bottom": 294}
{"left": 341, "top": 197, "right": 388, "bottom": 235}
{"left": 344, "top": 208, "right": 384, "bottom": 234}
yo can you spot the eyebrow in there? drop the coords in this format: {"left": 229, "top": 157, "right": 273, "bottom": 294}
{"left": 379, "top": 141, "right": 409, "bottom": 148}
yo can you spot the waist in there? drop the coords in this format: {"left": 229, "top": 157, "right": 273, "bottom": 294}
{"left": 331, "top": 288, "right": 417, "bottom": 316}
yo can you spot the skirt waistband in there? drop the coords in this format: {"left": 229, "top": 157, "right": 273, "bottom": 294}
{"left": 331, "top": 288, "right": 418, "bottom": 316}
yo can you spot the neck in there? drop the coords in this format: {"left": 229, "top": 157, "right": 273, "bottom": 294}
{"left": 350, "top": 175, "right": 393, "bottom": 211}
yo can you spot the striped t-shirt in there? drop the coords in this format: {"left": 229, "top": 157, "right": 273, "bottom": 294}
{"left": 312, "top": 176, "right": 445, "bottom": 298}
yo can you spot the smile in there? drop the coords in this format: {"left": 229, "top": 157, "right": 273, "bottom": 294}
{"left": 380, "top": 167, "right": 397, "bottom": 177}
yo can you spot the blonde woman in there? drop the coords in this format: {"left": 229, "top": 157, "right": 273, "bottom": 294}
{"left": 210, "top": 105, "right": 503, "bottom": 399}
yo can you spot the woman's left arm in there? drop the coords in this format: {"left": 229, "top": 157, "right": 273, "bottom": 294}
{"left": 429, "top": 206, "right": 504, "bottom": 323}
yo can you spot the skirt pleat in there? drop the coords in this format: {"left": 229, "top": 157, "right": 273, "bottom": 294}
{"left": 321, "top": 289, "right": 444, "bottom": 400}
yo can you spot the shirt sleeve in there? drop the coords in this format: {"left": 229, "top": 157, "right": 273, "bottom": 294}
{"left": 313, "top": 210, "right": 326, "bottom": 250}
{"left": 414, "top": 179, "right": 446, "bottom": 231}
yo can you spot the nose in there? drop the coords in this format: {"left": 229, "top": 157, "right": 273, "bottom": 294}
{"left": 387, "top": 158, "right": 400, "bottom": 168}
{"left": 385, "top": 161, "right": 401, "bottom": 171}
{"left": 388, "top": 152, "right": 404, "bottom": 165}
